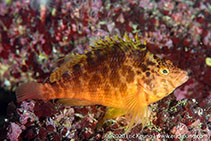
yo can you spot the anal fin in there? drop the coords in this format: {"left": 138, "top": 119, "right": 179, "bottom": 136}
{"left": 56, "top": 99, "right": 95, "bottom": 106}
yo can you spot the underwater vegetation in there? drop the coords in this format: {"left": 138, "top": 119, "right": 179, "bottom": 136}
{"left": 0, "top": 0, "right": 210, "bottom": 140}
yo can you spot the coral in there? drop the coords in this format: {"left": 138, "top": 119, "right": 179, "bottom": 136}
{"left": 0, "top": 0, "right": 210, "bottom": 140}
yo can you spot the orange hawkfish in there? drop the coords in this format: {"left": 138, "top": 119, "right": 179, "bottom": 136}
{"left": 16, "top": 34, "right": 189, "bottom": 133}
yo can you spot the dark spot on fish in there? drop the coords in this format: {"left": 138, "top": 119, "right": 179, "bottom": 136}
{"left": 151, "top": 75, "right": 155, "bottom": 80}
{"left": 121, "top": 65, "right": 129, "bottom": 75}
{"left": 126, "top": 69, "right": 135, "bottom": 83}
{"left": 101, "top": 65, "right": 109, "bottom": 78}
{"left": 51, "top": 82, "right": 62, "bottom": 94}
{"left": 145, "top": 93, "right": 149, "bottom": 102}
{"left": 62, "top": 72, "right": 71, "bottom": 82}
{"left": 136, "top": 70, "right": 141, "bottom": 75}
{"left": 82, "top": 72, "right": 90, "bottom": 80}
{"left": 127, "top": 66, "right": 133, "bottom": 73}
{"left": 62, "top": 83, "right": 70, "bottom": 90}
{"left": 114, "top": 43, "right": 126, "bottom": 55}
{"left": 110, "top": 71, "right": 121, "bottom": 87}
{"left": 72, "top": 64, "right": 82, "bottom": 75}
{"left": 86, "top": 52, "right": 93, "bottom": 64}
{"left": 144, "top": 79, "right": 151, "bottom": 85}
{"left": 86, "top": 52, "right": 98, "bottom": 72}
{"left": 153, "top": 55, "right": 158, "bottom": 60}
{"left": 133, "top": 50, "right": 147, "bottom": 66}
{"left": 94, "top": 49, "right": 107, "bottom": 63}
{"left": 72, "top": 77, "right": 82, "bottom": 92}
{"left": 140, "top": 64, "right": 148, "bottom": 72}
{"left": 89, "top": 74, "right": 102, "bottom": 87}
{"left": 93, "top": 49, "right": 101, "bottom": 57}
{"left": 119, "top": 83, "right": 127, "bottom": 94}
{"left": 109, "top": 54, "right": 125, "bottom": 71}
{"left": 146, "top": 72, "right": 150, "bottom": 77}
{"left": 146, "top": 60, "right": 156, "bottom": 66}
{"left": 59, "top": 81, "right": 65, "bottom": 89}
{"left": 51, "top": 82, "right": 59, "bottom": 88}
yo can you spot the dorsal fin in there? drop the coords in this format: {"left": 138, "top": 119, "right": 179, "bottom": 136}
{"left": 50, "top": 54, "right": 75, "bottom": 73}
{"left": 92, "top": 33, "right": 146, "bottom": 53}
{"left": 49, "top": 34, "right": 146, "bottom": 83}
{"left": 49, "top": 54, "right": 86, "bottom": 83}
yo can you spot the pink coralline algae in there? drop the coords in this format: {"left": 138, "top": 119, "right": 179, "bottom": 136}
{"left": 174, "top": 79, "right": 199, "bottom": 101}
{"left": 0, "top": 0, "right": 210, "bottom": 140}
{"left": 7, "top": 122, "right": 23, "bottom": 141}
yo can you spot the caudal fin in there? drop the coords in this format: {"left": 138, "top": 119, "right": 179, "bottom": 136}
{"left": 16, "top": 82, "right": 44, "bottom": 102}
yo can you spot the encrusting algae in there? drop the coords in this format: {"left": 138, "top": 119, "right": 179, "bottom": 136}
{"left": 16, "top": 34, "right": 189, "bottom": 133}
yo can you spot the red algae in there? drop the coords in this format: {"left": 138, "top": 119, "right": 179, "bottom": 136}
{"left": 0, "top": 0, "right": 210, "bottom": 140}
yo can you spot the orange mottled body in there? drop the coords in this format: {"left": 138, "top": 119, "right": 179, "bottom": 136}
{"left": 16, "top": 34, "right": 188, "bottom": 133}
{"left": 41, "top": 47, "right": 145, "bottom": 108}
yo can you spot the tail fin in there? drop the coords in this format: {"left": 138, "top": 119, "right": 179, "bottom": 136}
{"left": 16, "top": 82, "right": 44, "bottom": 102}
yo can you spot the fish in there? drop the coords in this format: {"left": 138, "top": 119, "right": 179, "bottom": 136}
{"left": 16, "top": 34, "right": 189, "bottom": 133}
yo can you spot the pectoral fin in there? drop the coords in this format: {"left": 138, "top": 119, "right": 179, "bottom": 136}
{"left": 123, "top": 85, "right": 149, "bottom": 133}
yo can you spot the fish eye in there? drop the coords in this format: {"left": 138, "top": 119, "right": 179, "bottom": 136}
{"left": 159, "top": 68, "right": 169, "bottom": 75}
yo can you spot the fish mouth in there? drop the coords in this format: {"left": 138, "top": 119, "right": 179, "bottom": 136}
{"left": 176, "top": 71, "right": 189, "bottom": 84}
